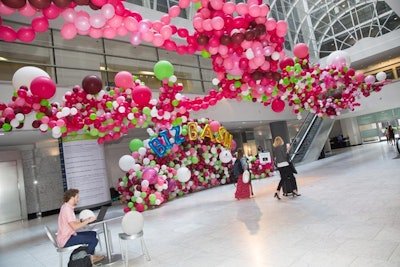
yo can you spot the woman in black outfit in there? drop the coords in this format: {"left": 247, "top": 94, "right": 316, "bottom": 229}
{"left": 272, "top": 136, "right": 301, "bottom": 199}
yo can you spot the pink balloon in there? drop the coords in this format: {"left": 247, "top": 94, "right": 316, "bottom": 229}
{"left": 209, "top": 121, "right": 221, "bottom": 132}
{"left": 60, "top": 23, "right": 77, "bottom": 39}
{"left": 249, "top": 4, "right": 260, "bottom": 17}
{"left": 90, "top": 14, "right": 106, "bottom": 28}
{"left": 211, "top": 17, "right": 224, "bottom": 30}
{"left": 141, "top": 30, "right": 154, "bottom": 42}
{"left": 152, "top": 34, "right": 164, "bottom": 47}
{"left": 0, "top": 2, "right": 16, "bottom": 15}
{"left": 108, "top": 15, "right": 123, "bottom": 28}
{"left": 18, "top": 2, "right": 37, "bottom": 17}
{"left": 103, "top": 27, "right": 116, "bottom": 39}
{"left": 160, "top": 25, "right": 172, "bottom": 39}
{"left": 17, "top": 27, "right": 35, "bottom": 42}
{"left": 101, "top": 3, "right": 115, "bottom": 19}
{"left": 355, "top": 72, "right": 365, "bottom": 83}
{"left": 236, "top": 3, "right": 248, "bottom": 15}
{"left": 30, "top": 76, "right": 56, "bottom": 99}
{"left": 276, "top": 20, "right": 287, "bottom": 37}
{"left": 32, "top": 17, "right": 49, "bottom": 32}
{"left": 223, "top": 2, "right": 235, "bottom": 14}
{"left": 129, "top": 32, "right": 141, "bottom": 46}
{"left": 115, "top": 71, "right": 133, "bottom": 89}
{"left": 117, "top": 26, "right": 128, "bottom": 36}
{"left": 293, "top": 43, "right": 309, "bottom": 59}
{"left": 178, "top": 0, "right": 190, "bottom": 8}
{"left": 62, "top": 8, "right": 76, "bottom": 23}
{"left": 89, "top": 27, "right": 103, "bottom": 38}
{"left": 142, "top": 168, "right": 158, "bottom": 184}
{"left": 364, "top": 75, "right": 375, "bottom": 84}
{"left": 168, "top": 5, "right": 180, "bottom": 18}
{"left": 74, "top": 16, "right": 90, "bottom": 31}
{"left": 265, "top": 18, "right": 276, "bottom": 31}
{"left": 124, "top": 16, "right": 138, "bottom": 31}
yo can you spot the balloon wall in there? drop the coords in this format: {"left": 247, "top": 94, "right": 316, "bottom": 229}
{"left": 117, "top": 118, "right": 274, "bottom": 212}
{"left": 0, "top": 0, "right": 390, "bottom": 212}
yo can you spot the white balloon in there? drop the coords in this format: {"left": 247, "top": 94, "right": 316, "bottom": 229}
{"left": 79, "top": 209, "right": 95, "bottom": 220}
{"left": 177, "top": 166, "right": 191, "bottom": 183}
{"left": 12, "top": 66, "right": 50, "bottom": 90}
{"left": 219, "top": 150, "right": 233, "bottom": 163}
{"left": 121, "top": 211, "right": 144, "bottom": 235}
{"left": 119, "top": 155, "right": 135, "bottom": 172}
{"left": 138, "top": 147, "right": 147, "bottom": 156}
{"left": 376, "top": 72, "right": 387, "bottom": 82}
{"left": 326, "top": 50, "right": 351, "bottom": 67}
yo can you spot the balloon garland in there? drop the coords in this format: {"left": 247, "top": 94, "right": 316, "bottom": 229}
{"left": 0, "top": 0, "right": 390, "bottom": 211}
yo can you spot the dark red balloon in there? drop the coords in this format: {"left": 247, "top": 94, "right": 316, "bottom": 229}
{"left": 28, "top": 0, "right": 52, "bottom": 9}
{"left": 82, "top": 75, "right": 103, "bottom": 95}
{"left": 2, "top": 0, "right": 26, "bottom": 8}
{"left": 53, "top": 0, "right": 72, "bottom": 7}
{"left": 73, "top": 0, "right": 89, "bottom": 5}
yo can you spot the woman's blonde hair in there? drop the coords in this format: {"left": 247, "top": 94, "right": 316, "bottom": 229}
{"left": 273, "top": 136, "right": 284, "bottom": 147}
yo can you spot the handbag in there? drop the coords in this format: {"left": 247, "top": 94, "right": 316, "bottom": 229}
{"left": 242, "top": 170, "right": 250, "bottom": 183}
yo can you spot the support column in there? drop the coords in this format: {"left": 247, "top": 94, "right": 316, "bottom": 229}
{"left": 270, "top": 121, "right": 290, "bottom": 144}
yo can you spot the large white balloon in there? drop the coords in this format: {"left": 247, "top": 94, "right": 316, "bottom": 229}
{"left": 119, "top": 155, "right": 135, "bottom": 172}
{"left": 376, "top": 71, "right": 387, "bottom": 82}
{"left": 121, "top": 211, "right": 144, "bottom": 235}
{"left": 219, "top": 150, "right": 232, "bottom": 163}
{"left": 12, "top": 66, "right": 50, "bottom": 90}
{"left": 326, "top": 50, "right": 351, "bottom": 68}
{"left": 79, "top": 209, "right": 95, "bottom": 220}
{"left": 177, "top": 166, "right": 191, "bottom": 183}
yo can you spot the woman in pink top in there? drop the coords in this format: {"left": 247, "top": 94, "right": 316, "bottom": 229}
{"left": 57, "top": 189, "right": 104, "bottom": 264}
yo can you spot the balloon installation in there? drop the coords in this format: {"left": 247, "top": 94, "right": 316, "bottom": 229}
{"left": 0, "top": 0, "right": 391, "bottom": 212}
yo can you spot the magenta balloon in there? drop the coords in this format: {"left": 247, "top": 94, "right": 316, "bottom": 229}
{"left": 271, "top": 98, "right": 285, "bottom": 113}
{"left": 17, "top": 27, "right": 36, "bottom": 42}
{"left": 43, "top": 4, "right": 60, "bottom": 19}
{"left": 293, "top": 43, "right": 309, "bottom": 59}
{"left": 132, "top": 85, "right": 152, "bottom": 106}
{"left": 0, "top": 26, "right": 17, "bottom": 42}
{"left": 142, "top": 168, "right": 158, "bottom": 184}
{"left": 30, "top": 76, "right": 56, "bottom": 99}
{"left": 32, "top": 17, "right": 49, "bottom": 32}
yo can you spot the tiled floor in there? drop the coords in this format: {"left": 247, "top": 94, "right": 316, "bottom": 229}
{"left": 1, "top": 142, "right": 400, "bottom": 267}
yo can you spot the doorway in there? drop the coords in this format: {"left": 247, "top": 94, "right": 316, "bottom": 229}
{"left": 0, "top": 161, "right": 24, "bottom": 224}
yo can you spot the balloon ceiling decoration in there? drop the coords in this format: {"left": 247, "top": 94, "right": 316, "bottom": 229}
{"left": 0, "top": 0, "right": 390, "bottom": 211}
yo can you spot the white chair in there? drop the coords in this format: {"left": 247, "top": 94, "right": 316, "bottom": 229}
{"left": 118, "top": 211, "right": 150, "bottom": 267}
{"left": 44, "top": 225, "right": 87, "bottom": 267}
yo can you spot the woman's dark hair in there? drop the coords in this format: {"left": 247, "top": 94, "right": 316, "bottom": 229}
{"left": 63, "top": 189, "right": 79, "bottom": 203}
{"left": 237, "top": 148, "right": 244, "bottom": 158}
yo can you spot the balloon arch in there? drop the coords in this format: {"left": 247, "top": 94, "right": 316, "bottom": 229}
{"left": 0, "top": 0, "right": 390, "bottom": 211}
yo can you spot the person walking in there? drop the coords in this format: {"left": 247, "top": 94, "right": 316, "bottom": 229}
{"left": 388, "top": 125, "right": 395, "bottom": 146}
{"left": 57, "top": 189, "right": 105, "bottom": 264}
{"left": 234, "top": 148, "right": 252, "bottom": 200}
{"left": 272, "top": 136, "right": 301, "bottom": 199}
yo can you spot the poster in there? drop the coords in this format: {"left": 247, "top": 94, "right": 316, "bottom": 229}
{"left": 61, "top": 135, "right": 111, "bottom": 208}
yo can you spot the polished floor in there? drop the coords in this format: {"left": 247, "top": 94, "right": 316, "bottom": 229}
{"left": 1, "top": 142, "right": 400, "bottom": 267}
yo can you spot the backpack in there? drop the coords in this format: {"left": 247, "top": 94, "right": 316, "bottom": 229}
{"left": 68, "top": 246, "right": 92, "bottom": 267}
{"left": 232, "top": 158, "right": 244, "bottom": 182}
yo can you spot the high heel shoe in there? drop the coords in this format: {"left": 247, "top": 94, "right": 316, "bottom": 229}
{"left": 274, "top": 193, "right": 281, "bottom": 200}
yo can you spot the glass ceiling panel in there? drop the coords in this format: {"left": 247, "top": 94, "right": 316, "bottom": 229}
{"left": 267, "top": 0, "right": 400, "bottom": 59}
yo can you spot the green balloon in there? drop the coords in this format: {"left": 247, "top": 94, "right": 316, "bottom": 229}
{"left": 129, "top": 138, "right": 143, "bottom": 152}
{"left": 153, "top": 60, "right": 174, "bottom": 80}
{"left": 142, "top": 106, "right": 151, "bottom": 115}
{"left": 2, "top": 123, "right": 12, "bottom": 131}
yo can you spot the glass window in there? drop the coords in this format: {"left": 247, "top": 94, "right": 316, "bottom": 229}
{"left": 104, "top": 40, "right": 157, "bottom": 61}
{"left": 55, "top": 49, "right": 104, "bottom": 72}
{"left": 56, "top": 68, "right": 103, "bottom": 87}
{"left": 158, "top": 50, "right": 198, "bottom": 66}
{"left": 52, "top": 32, "right": 103, "bottom": 53}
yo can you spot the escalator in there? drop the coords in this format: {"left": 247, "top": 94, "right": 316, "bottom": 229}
{"left": 288, "top": 112, "right": 335, "bottom": 165}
